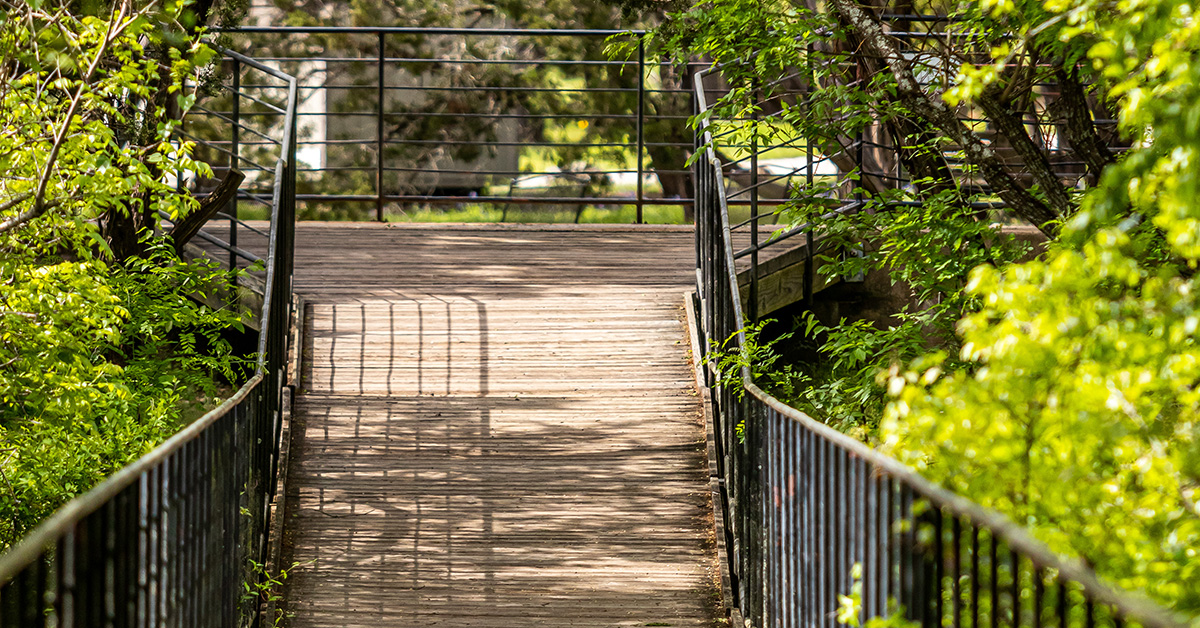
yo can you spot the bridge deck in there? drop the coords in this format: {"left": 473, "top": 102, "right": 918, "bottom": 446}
{"left": 283, "top": 224, "right": 719, "bottom": 627}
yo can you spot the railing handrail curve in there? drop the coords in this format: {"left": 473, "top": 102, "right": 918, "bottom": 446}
{"left": 219, "top": 26, "right": 645, "bottom": 36}
{"left": 692, "top": 59, "right": 1192, "bottom": 628}
{"left": 0, "top": 373, "right": 263, "bottom": 585}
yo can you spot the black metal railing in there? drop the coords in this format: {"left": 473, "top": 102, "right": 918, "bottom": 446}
{"left": 690, "top": 61, "right": 1189, "bottom": 628}
{"left": 215, "top": 27, "right": 695, "bottom": 223}
{"left": 689, "top": 31, "right": 1123, "bottom": 321}
{"left": 0, "top": 51, "right": 297, "bottom": 627}
{"left": 691, "top": 55, "right": 855, "bottom": 322}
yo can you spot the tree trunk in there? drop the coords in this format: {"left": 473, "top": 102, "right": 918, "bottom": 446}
{"left": 821, "top": 0, "right": 1063, "bottom": 235}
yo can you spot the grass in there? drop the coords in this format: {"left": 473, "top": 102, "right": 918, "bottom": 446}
{"left": 238, "top": 198, "right": 804, "bottom": 226}
{"left": 236, "top": 201, "right": 691, "bottom": 224}
{"left": 386, "top": 203, "right": 689, "bottom": 224}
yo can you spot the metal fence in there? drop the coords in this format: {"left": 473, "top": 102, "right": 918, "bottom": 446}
{"left": 690, "top": 47, "right": 1188, "bottom": 628}
{"left": 0, "top": 51, "right": 297, "bottom": 627}
{"left": 689, "top": 18, "right": 1127, "bottom": 322}
{"left": 217, "top": 27, "right": 695, "bottom": 223}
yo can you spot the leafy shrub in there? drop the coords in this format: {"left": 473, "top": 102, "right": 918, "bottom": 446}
{"left": 0, "top": 242, "right": 251, "bottom": 548}
{"left": 0, "top": 0, "right": 249, "bottom": 549}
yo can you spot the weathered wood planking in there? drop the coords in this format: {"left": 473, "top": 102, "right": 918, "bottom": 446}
{"left": 284, "top": 224, "right": 720, "bottom": 628}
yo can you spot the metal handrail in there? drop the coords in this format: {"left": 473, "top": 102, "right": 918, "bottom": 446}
{"left": 691, "top": 58, "right": 1191, "bottom": 628}
{"left": 221, "top": 26, "right": 645, "bottom": 36}
{"left": 0, "top": 374, "right": 261, "bottom": 583}
{"left": 214, "top": 27, "right": 698, "bottom": 223}
{"left": 747, "top": 377, "right": 1189, "bottom": 628}
{"left": 0, "top": 50, "right": 298, "bottom": 626}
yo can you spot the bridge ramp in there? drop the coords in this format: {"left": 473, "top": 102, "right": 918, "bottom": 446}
{"left": 284, "top": 224, "right": 719, "bottom": 627}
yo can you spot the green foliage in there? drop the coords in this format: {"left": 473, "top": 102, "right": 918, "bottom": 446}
{"left": 0, "top": 243, "right": 251, "bottom": 548}
{"left": 0, "top": 0, "right": 215, "bottom": 246}
{"left": 243, "top": 559, "right": 303, "bottom": 628}
{"left": 656, "top": 0, "right": 1200, "bottom": 616}
{"left": 835, "top": 563, "right": 919, "bottom": 628}
{"left": 0, "top": 1, "right": 251, "bottom": 549}
{"left": 873, "top": 0, "right": 1200, "bottom": 616}
{"left": 652, "top": 0, "right": 1039, "bottom": 433}
{"left": 778, "top": 188, "right": 1032, "bottom": 432}
{"left": 711, "top": 319, "right": 802, "bottom": 400}
{"left": 789, "top": 316, "right": 889, "bottom": 435}
{"left": 710, "top": 320, "right": 806, "bottom": 442}
{"left": 882, "top": 234, "right": 1200, "bottom": 613}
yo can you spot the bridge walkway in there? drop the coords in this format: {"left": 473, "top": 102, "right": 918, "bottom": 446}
{"left": 280, "top": 223, "right": 720, "bottom": 627}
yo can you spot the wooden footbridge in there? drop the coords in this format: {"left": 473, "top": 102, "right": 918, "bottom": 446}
{"left": 0, "top": 33, "right": 1185, "bottom": 628}
{"left": 281, "top": 224, "right": 720, "bottom": 626}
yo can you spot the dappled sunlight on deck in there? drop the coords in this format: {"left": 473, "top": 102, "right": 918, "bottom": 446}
{"left": 283, "top": 224, "right": 719, "bottom": 627}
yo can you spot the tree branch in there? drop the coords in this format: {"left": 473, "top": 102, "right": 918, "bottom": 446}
{"left": 170, "top": 169, "right": 245, "bottom": 252}
{"left": 31, "top": 1, "right": 131, "bottom": 219}
{"left": 1055, "top": 65, "right": 1114, "bottom": 181}
{"left": 976, "top": 87, "right": 1076, "bottom": 216}
{"left": 0, "top": 197, "right": 61, "bottom": 234}
{"left": 823, "top": 0, "right": 1063, "bottom": 235}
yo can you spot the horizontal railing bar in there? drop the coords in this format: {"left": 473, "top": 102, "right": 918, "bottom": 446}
{"left": 254, "top": 83, "right": 678, "bottom": 94}
{"left": 221, "top": 46, "right": 298, "bottom": 82}
{"left": 731, "top": 201, "right": 862, "bottom": 257}
{"left": 191, "top": 110, "right": 691, "bottom": 120}
{"left": 158, "top": 210, "right": 266, "bottom": 262}
{"left": 255, "top": 56, "right": 642, "bottom": 66}
{"left": 215, "top": 212, "right": 271, "bottom": 237}
{"left": 230, "top": 82, "right": 693, "bottom": 95}
{"left": 370, "top": 166, "right": 692, "bottom": 176}
{"left": 294, "top": 193, "right": 693, "bottom": 205}
{"left": 191, "top": 229, "right": 264, "bottom": 263}
{"left": 725, "top": 166, "right": 817, "bottom": 199}
{"left": 177, "top": 130, "right": 278, "bottom": 172}
{"left": 190, "top": 104, "right": 282, "bottom": 145}
{"left": 879, "top": 13, "right": 959, "bottom": 19}
{"left": 214, "top": 137, "right": 683, "bottom": 148}
{"left": 286, "top": 165, "right": 693, "bottom": 176}
{"left": 280, "top": 138, "right": 691, "bottom": 148}
{"left": 729, "top": 210, "right": 790, "bottom": 229}
{"left": 221, "top": 84, "right": 289, "bottom": 114}
{"left": 727, "top": 198, "right": 1012, "bottom": 241}
{"left": 236, "top": 188, "right": 277, "bottom": 207}
{"left": 222, "top": 26, "right": 645, "bottom": 36}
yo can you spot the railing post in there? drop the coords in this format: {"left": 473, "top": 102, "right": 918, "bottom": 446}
{"left": 693, "top": 65, "right": 702, "bottom": 297}
{"left": 749, "top": 81, "right": 759, "bottom": 323}
{"left": 376, "top": 31, "right": 386, "bottom": 222}
{"left": 636, "top": 34, "right": 645, "bottom": 225}
{"left": 804, "top": 44, "right": 815, "bottom": 309}
{"left": 229, "top": 58, "right": 240, "bottom": 272}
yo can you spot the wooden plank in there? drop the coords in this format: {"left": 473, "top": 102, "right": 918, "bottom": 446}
{"left": 285, "top": 224, "right": 720, "bottom": 628}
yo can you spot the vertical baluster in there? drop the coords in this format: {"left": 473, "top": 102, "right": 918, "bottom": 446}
{"left": 1057, "top": 579, "right": 1069, "bottom": 628}
{"left": 636, "top": 35, "right": 645, "bottom": 224}
{"left": 1035, "top": 568, "right": 1044, "bottom": 628}
{"left": 989, "top": 533, "right": 999, "bottom": 628}
{"left": 971, "top": 527, "right": 980, "bottom": 628}
{"left": 376, "top": 32, "right": 386, "bottom": 222}
{"left": 229, "top": 59, "right": 240, "bottom": 272}
{"left": 952, "top": 516, "right": 961, "bottom": 628}
{"left": 1011, "top": 551, "right": 1022, "bottom": 628}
